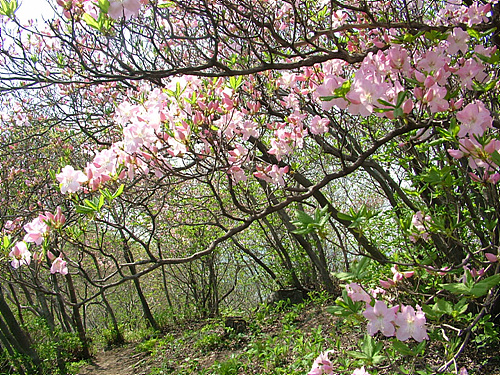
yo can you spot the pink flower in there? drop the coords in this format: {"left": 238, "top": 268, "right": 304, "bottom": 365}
{"left": 456, "top": 101, "right": 492, "bottom": 138}
{"left": 456, "top": 59, "right": 487, "bottom": 90}
{"left": 410, "top": 211, "right": 432, "bottom": 242}
{"left": 447, "top": 27, "right": 469, "bottom": 55}
{"left": 23, "top": 216, "right": 49, "bottom": 246}
{"left": 308, "top": 351, "right": 334, "bottom": 375}
{"left": 352, "top": 367, "right": 370, "bottom": 375}
{"left": 346, "top": 283, "right": 371, "bottom": 303}
{"left": 310, "top": 116, "right": 330, "bottom": 135}
{"left": 394, "top": 305, "right": 428, "bottom": 342}
{"left": 465, "top": 3, "right": 491, "bottom": 26}
{"left": 253, "top": 164, "right": 289, "bottom": 186}
{"left": 370, "top": 287, "right": 386, "bottom": 298}
{"left": 363, "top": 300, "right": 397, "bottom": 337}
{"left": 42, "top": 207, "right": 66, "bottom": 228}
{"left": 391, "top": 266, "right": 414, "bottom": 283}
{"left": 108, "top": 0, "right": 142, "bottom": 20}
{"left": 50, "top": 256, "right": 68, "bottom": 275}
{"left": 422, "top": 84, "right": 449, "bottom": 113}
{"left": 485, "top": 253, "right": 499, "bottom": 263}
{"left": 228, "top": 166, "right": 247, "bottom": 183}
{"left": 379, "top": 278, "right": 396, "bottom": 289}
{"left": 56, "top": 165, "right": 88, "bottom": 194}
{"left": 315, "top": 75, "right": 349, "bottom": 111}
{"left": 9, "top": 242, "right": 31, "bottom": 269}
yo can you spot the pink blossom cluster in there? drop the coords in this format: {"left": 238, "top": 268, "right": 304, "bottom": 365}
{"left": 8, "top": 208, "right": 68, "bottom": 275}
{"left": 56, "top": 0, "right": 144, "bottom": 20}
{"left": 363, "top": 301, "right": 428, "bottom": 342}
{"left": 379, "top": 266, "right": 415, "bottom": 288}
{"left": 447, "top": 101, "right": 498, "bottom": 184}
{"left": 409, "top": 211, "right": 432, "bottom": 243}
{"left": 57, "top": 75, "right": 303, "bottom": 193}
{"left": 54, "top": 0, "right": 498, "bottom": 197}
{"left": 311, "top": 7, "right": 495, "bottom": 123}
{"left": 485, "top": 252, "right": 499, "bottom": 263}
{"left": 436, "top": 2, "right": 491, "bottom": 27}
{"left": 347, "top": 282, "right": 429, "bottom": 342}
{"left": 307, "top": 350, "right": 369, "bottom": 375}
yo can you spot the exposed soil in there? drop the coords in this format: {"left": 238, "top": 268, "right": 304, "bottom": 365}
{"left": 77, "top": 345, "right": 151, "bottom": 375}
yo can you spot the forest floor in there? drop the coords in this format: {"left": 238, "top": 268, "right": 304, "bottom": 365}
{"left": 76, "top": 345, "right": 152, "bottom": 375}
{"left": 74, "top": 297, "right": 500, "bottom": 375}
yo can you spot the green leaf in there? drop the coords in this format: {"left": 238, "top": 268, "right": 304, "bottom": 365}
{"left": 337, "top": 212, "right": 353, "bottom": 221}
{"left": 393, "top": 107, "right": 404, "bottom": 118}
{"left": 75, "top": 205, "right": 97, "bottom": 214}
{"left": 84, "top": 199, "right": 98, "bottom": 211}
{"left": 415, "top": 340, "right": 426, "bottom": 355}
{"left": 377, "top": 98, "right": 395, "bottom": 108}
{"left": 2, "top": 235, "right": 11, "bottom": 250}
{"left": 421, "top": 304, "right": 439, "bottom": 320}
{"left": 467, "top": 28, "right": 481, "bottom": 39}
{"left": 491, "top": 151, "right": 500, "bottom": 168}
{"left": 295, "top": 210, "right": 314, "bottom": 225}
{"left": 83, "top": 13, "right": 100, "bottom": 30}
{"left": 97, "top": 0, "right": 110, "bottom": 13}
{"left": 472, "top": 79, "right": 498, "bottom": 92}
{"left": 158, "top": 1, "right": 174, "bottom": 8}
{"left": 332, "top": 272, "right": 353, "bottom": 281}
{"left": 102, "top": 188, "right": 113, "bottom": 201}
{"left": 470, "top": 274, "right": 500, "bottom": 297}
{"left": 441, "top": 282, "right": 471, "bottom": 295}
{"left": 392, "top": 340, "right": 415, "bottom": 356}
{"left": 229, "top": 76, "right": 243, "bottom": 90}
{"left": 395, "top": 91, "right": 408, "bottom": 107}
{"left": 98, "top": 194, "right": 105, "bottom": 211}
{"left": 326, "top": 305, "right": 353, "bottom": 317}
{"left": 435, "top": 298, "right": 453, "bottom": 315}
{"left": 452, "top": 299, "right": 469, "bottom": 318}
{"left": 0, "top": 0, "right": 17, "bottom": 18}
{"left": 113, "top": 184, "right": 124, "bottom": 198}
{"left": 354, "top": 256, "right": 371, "bottom": 278}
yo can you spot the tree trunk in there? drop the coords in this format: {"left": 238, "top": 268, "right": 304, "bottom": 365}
{"left": 0, "top": 288, "right": 41, "bottom": 374}
{"left": 122, "top": 240, "right": 160, "bottom": 331}
{"left": 65, "top": 273, "right": 91, "bottom": 360}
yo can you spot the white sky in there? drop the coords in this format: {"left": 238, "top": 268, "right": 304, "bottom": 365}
{"left": 15, "top": 0, "right": 55, "bottom": 23}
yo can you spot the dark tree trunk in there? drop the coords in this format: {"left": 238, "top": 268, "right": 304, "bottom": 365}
{"left": 123, "top": 241, "right": 160, "bottom": 331}
{"left": 0, "top": 288, "right": 41, "bottom": 374}
{"left": 65, "top": 273, "right": 91, "bottom": 360}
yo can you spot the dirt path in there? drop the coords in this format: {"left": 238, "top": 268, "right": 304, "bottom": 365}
{"left": 77, "top": 345, "right": 151, "bottom": 375}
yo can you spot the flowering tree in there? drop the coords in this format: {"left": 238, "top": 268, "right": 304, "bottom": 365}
{"left": 1, "top": 0, "right": 500, "bottom": 373}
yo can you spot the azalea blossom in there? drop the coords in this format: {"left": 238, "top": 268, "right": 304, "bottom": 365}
{"left": 485, "top": 253, "right": 499, "bottom": 262}
{"left": 363, "top": 300, "right": 397, "bottom": 337}
{"left": 410, "top": 211, "right": 432, "bottom": 242}
{"left": 456, "top": 101, "right": 493, "bottom": 138}
{"left": 352, "top": 367, "right": 370, "bottom": 375}
{"left": 23, "top": 216, "right": 49, "bottom": 246}
{"left": 307, "top": 351, "right": 334, "bottom": 375}
{"left": 50, "top": 256, "right": 69, "bottom": 275}
{"left": 56, "top": 165, "right": 88, "bottom": 194}
{"left": 42, "top": 207, "right": 66, "bottom": 228}
{"left": 394, "top": 305, "right": 428, "bottom": 342}
{"left": 108, "top": 0, "right": 143, "bottom": 20}
{"left": 9, "top": 242, "right": 31, "bottom": 269}
{"left": 310, "top": 116, "right": 330, "bottom": 135}
{"left": 346, "top": 282, "right": 371, "bottom": 303}
{"left": 391, "top": 266, "right": 414, "bottom": 282}
{"left": 379, "top": 278, "right": 395, "bottom": 289}
{"left": 446, "top": 27, "right": 469, "bottom": 55}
